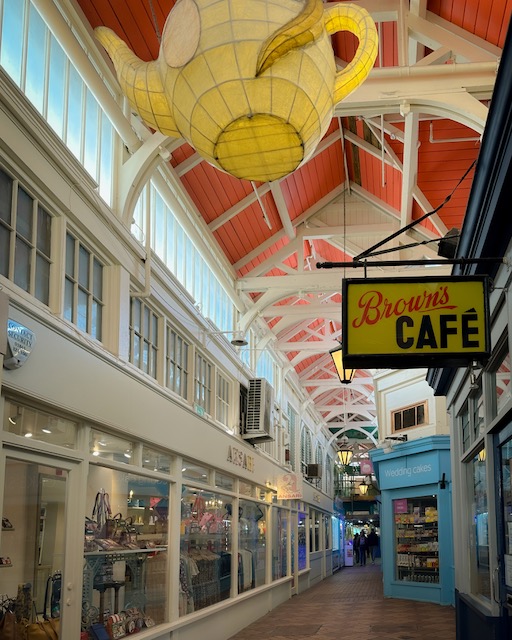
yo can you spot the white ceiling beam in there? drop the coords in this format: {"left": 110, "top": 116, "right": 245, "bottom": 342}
{"left": 412, "top": 12, "right": 502, "bottom": 62}
{"left": 270, "top": 181, "right": 295, "bottom": 239}
{"left": 400, "top": 110, "right": 419, "bottom": 228}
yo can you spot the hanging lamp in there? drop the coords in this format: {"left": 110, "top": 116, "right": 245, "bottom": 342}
{"left": 96, "top": 1, "right": 378, "bottom": 182}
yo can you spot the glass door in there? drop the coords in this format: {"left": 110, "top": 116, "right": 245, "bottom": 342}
{"left": 0, "top": 453, "right": 74, "bottom": 638}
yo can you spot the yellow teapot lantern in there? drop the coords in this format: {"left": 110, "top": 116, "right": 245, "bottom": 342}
{"left": 96, "top": 0, "right": 378, "bottom": 182}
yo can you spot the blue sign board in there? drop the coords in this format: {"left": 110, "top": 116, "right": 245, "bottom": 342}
{"left": 378, "top": 452, "right": 439, "bottom": 489}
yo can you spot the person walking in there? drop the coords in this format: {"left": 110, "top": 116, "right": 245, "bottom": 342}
{"left": 367, "top": 527, "right": 379, "bottom": 564}
{"left": 353, "top": 532, "right": 360, "bottom": 565}
{"left": 359, "top": 531, "right": 367, "bottom": 565}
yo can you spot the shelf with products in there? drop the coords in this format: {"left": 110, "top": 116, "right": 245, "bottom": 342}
{"left": 394, "top": 498, "right": 439, "bottom": 584}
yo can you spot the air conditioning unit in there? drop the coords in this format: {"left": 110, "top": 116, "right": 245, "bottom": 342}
{"left": 306, "top": 463, "right": 322, "bottom": 479}
{"left": 242, "top": 378, "right": 275, "bottom": 443}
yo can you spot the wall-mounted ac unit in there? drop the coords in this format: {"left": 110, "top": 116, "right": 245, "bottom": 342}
{"left": 242, "top": 378, "right": 275, "bottom": 442}
{"left": 306, "top": 463, "right": 322, "bottom": 479}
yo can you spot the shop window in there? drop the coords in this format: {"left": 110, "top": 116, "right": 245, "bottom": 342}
{"left": 493, "top": 351, "right": 511, "bottom": 416}
{"left": 129, "top": 298, "right": 159, "bottom": 378}
{"left": 0, "top": 459, "right": 68, "bottom": 618}
{"left": 394, "top": 496, "right": 439, "bottom": 584}
{"left": 65, "top": 234, "right": 103, "bottom": 340}
{"left": 298, "top": 512, "right": 307, "bottom": 570}
{"left": 90, "top": 430, "right": 134, "bottom": 464}
{"left": 194, "top": 352, "right": 212, "bottom": 414}
{"left": 392, "top": 401, "right": 427, "bottom": 433}
{"left": 216, "top": 373, "right": 230, "bottom": 427}
{"left": 215, "top": 472, "right": 234, "bottom": 491}
{"left": 84, "top": 467, "right": 169, "bottom": 630}
{"left": 271, "top": 507, "right": 288, "bottom": 580}
{"left": 166, "top": 326, "right": 189, "bottom": 399}
{"left": 0, "top": 168, "right": 52, "bottom": 305}
{"left": 469, "top": 449, "right": 490, "bottom": 599}
{"left": 239, "top": 498, "right": 267, "bottom": 591}
{"left": 180, "top": 486, "right": 232, "bottom": 613}
{"left": 459, "top": 388, "right": 483, "bottom": 453}
{"left": 460, "top": 404, "right": 471, "bottom": 452}
{"left": 500, "top": 438, "right": 512, "bottom": 593}
{"left": 239, "top": 481, "right": 255, "bottom": 497}
{"left": 182, "top": 462, "right": 210, "bottom": 484}
{"left": 142, "top": 446, "right": 172, "bottom": 474}
{"left": 4, "top": 400, "right": 78, "bottom": 448}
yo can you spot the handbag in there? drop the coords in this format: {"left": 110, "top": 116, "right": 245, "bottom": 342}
{"left": 0, "top": 610, "right": 24, "bottom": 640}
{"left": 24, "top": 618, "right": 59, "bottom": 640}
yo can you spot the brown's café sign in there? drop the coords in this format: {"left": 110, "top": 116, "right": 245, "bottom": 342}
{"left": 342, "top": 276, "right": 490, "bottom": 368}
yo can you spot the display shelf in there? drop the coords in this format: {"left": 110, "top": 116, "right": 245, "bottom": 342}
{"left": 395, "top": 499, "right": 439, "bottom": 584}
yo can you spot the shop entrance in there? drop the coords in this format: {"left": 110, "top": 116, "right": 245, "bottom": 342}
{"left": 0, "top": 449, "right": 82, "bottom": 637}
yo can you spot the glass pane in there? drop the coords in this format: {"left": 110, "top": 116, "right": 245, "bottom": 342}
{"left": 0, "top": 224, "right": 10, "bottom": 276}
{"left": 64, "top": 278, "right": 74, "bottom": 321}
{"left": 215, "top": 473, "right": 234, "bottom": 491}
{"left": 502, "top": 440, "right": 512, "bottom": 591}
{"left": 78, "top": 245, "right": 90, "bottom": 288}
{"left": 66, "top": 65, "right": 83, "bottom": 159}
{"left": 495, "top": 352, "right": 511, "bottom": 415}
{"left": 16, "top": 187, "right": 33, "bottom": 240}
{"left": 47, "top": 37, "right": 66, "bottom": 138}
{"left": 91, "top": 300, "right": 102, "bottom": 341}
{"left": 239, "top": 498, "right": 266, "bottom": 591}
{"left": 25, "top": 5, "right": 46, "bottom": 113}
{"left": 239, "top": 481, "right": 254, "bottom": 497}
{"left": 36, "top": 206, "right": 51, "bottom": 256}
{"left": 65, "top": 234, "right": 75, "bottom": 276}
{"left": 85, "top": 468, "right": 169, "bottom": 628}
{"left": 142, "top": 446, "right": 172, "bottom": 474}
{"left": 182, "top": 462, "right": 209, "bottom": 484}
{"left": 298, "top": 512, "right": 307, "bottom": 570}
{"left": 272, "top": 508, "right": 287, "bottom": 580}
{"left": 14, "top": 236, "right": 30, "bottom": 291}
{"left": 131, "top": 299, "right": 141, "bottom": 333}
{"left": 99, "top": 113, "right": 113, "bottom": 205}
{"left": 394, "top": 496, "right": 439, "bottom": 583}
{"left": 0, "top": 457, "right": 67, "bottom": 618}
{"left": 180, "top": 487, "right": 231, "bottom": 614}
{"left": 0, "top": 0, "right": 25, "bottom": 85}
{"left": 471, "top": 451, "right": 490, "bottom": 598}
{"left": 93, "top": 259, "right": 103, "bottom": 299}
{"left": 35, "top": 254, "right": 50, "bottom": 305}
{"left": 89, "top": 430, "right": 133, "bottom": 464}
{"left": 84, "top": 89, "right": 99, "bottom": 178}
{"left": 4, "top": 400, "right": 78, "bottom": 448}
{"left": 77, "top": 288, "right": 88, "bottom": 332}
{"left": 0, "top": 168, "right": 13, "bottom": 224}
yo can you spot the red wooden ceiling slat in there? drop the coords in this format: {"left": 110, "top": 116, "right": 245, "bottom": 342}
{"left": 474, "top": 0, "right": 494, "bottom": 43}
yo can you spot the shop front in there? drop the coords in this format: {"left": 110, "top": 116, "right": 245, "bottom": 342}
{"left": 370, "top": 436, "right": 454, "bottom": 606}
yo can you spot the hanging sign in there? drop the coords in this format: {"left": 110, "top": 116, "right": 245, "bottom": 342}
{"left": 342, "top": 276, "right": 490, "bottom": 368}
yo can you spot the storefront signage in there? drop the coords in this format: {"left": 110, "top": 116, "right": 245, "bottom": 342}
{"left": 4, "top": 319, "right": 36, "bottom": 370}
{"left": 277, "top": 472, "right": 303, "bottom": 499}
{"left": 394, "top": 498, "right": 408, "bottom": 513}
{"left": 227, "top": 446, "right": 254, "bottom": 472}
{"left": 342, "top": 276, "right": 490, "bottom": 368}
{"left": 360, "top": 459, "right": 373, "bottom": 475}
{"left": 378, "top": 453, "right": 439, "bottom": 489}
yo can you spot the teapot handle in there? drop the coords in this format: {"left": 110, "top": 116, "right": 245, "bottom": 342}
{"left": 324, "top": 4, "right": 379, "bottom": 104}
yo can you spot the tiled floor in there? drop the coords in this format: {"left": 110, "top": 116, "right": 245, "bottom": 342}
{"left": 228, "top": 562, "right": 456, "bottom": 640}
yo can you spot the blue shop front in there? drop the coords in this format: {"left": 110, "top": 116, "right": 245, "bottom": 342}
{"left": 370, "top": 436, "right": 454, "bottom": 606}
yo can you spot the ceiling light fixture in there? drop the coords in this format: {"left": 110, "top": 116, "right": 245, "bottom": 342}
{"left": 337, "top": 449, "right": 353, "bottom": 466}
{"left": 96, "top": 2, "right": 378, "bottom": 182}
{"left": 329, "top": 344, "right": 355, "bottom": 384}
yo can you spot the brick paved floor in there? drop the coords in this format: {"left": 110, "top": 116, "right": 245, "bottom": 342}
{"left": 228, "top": 562, "right": 456, "bottom": 640}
